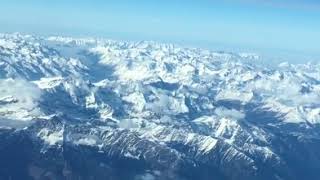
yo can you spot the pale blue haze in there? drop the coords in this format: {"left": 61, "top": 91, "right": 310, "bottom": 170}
{"left": 0, "top": 0, "right": 319, "bottom": 62}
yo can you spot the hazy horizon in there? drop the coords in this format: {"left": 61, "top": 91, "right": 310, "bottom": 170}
{"left": 1, "top": 0, "right": 319, "bottom": 63}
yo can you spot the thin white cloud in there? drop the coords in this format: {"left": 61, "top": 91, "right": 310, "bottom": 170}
{"left": 215, "top": 107, "right": 245, "bottom": 120}
{"left": 0, "top": 78, "right": 43, "bottom": 121}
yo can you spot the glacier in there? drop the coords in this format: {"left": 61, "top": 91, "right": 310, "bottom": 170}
{"left": 0, "top": 33, "right": 320, "bottom": 180}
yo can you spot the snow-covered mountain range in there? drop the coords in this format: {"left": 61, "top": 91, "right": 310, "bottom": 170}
{"left": 0, "top": 33, "right": 320, "bottom": 180}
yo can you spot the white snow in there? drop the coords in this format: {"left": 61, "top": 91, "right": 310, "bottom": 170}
{"left": 33, "top": 77, "right": 64, "bottom": 89}
{"left": 215, "top": 89, "right": 253, "bottom": 103}
{"left": 198, "top": 137, "right": 218, "bottom": 153}
{"left": 123, "top": 92, "right": 146, "bottom": 112}
{"left": 37, "top": 128, "right": 63, "bottom": 146}
{"left": 75, "top": 137, "right": 97, "bottom": 146}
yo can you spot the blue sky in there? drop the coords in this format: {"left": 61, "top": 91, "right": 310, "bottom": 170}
{"left": 0, "top": 0, "right": 319, "bottom": 62}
